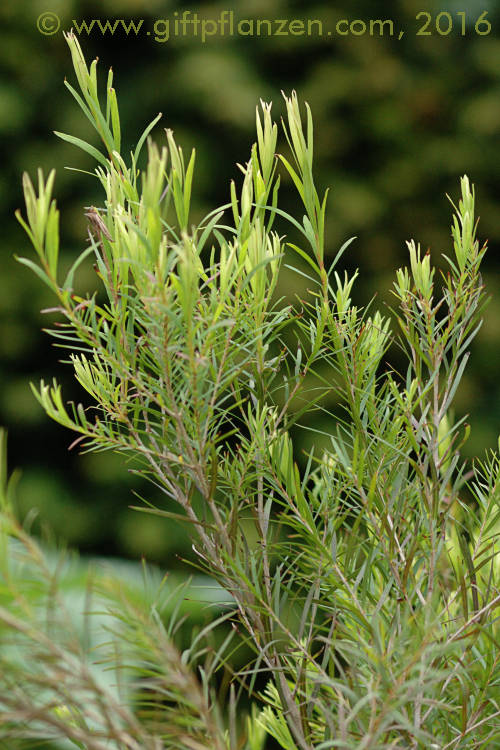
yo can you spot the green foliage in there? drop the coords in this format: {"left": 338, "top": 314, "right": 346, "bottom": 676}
{"left": 3, "top": 31, "right": 500, "bottom": 749}
{"left": 4, "top": 1, "right": 500, "bottom": 558}
{"left": 0, "top": 427, "right": 235, "bottom": 750}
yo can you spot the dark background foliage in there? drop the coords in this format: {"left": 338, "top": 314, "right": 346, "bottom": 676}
{"left": 2, "top": 0, "right": 500, "bottom": 566}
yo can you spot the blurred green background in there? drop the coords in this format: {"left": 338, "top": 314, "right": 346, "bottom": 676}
{"left": 1, "top": 0, "right": 500, "bottom": 566}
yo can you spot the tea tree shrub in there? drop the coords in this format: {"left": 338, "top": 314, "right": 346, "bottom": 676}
{"left": 1, "top": 31, "right": 499, "bottom": 749}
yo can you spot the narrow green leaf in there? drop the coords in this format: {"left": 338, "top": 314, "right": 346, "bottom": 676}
{"left": 54, "top": 131, "right": 109, "bottom": 168}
